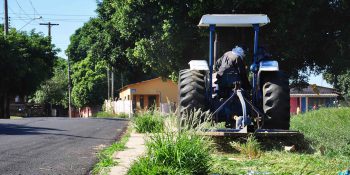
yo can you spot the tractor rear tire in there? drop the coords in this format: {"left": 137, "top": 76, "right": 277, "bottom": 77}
{"left": 262, "top": 71, "right": 290, "bottom": 129}
{"left": 178, "top": 69, "right": 207, "bottom": 117}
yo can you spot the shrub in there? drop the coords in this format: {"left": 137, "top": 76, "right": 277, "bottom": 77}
{"left": 134, "top": 112, "right": 164, "bottom": 133}
{"left": 230, "top": 135, "right": 261, "bottom": 159}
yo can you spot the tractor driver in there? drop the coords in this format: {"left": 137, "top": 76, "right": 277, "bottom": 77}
{"left": 215, "top": 46, "right": 251, "bottom": 91}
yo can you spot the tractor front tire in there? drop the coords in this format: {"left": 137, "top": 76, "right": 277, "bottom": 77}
{"left": 178, "top": 69, "right": 207, "bottom": 117}
{"left": 262, "top": 71, "right": 290, "bottom": 129}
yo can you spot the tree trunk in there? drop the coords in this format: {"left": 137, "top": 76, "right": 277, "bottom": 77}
{"left": 0, "top": 94, "right": 4, "bottom": 118}
{"left": 0, "top": 92, "right": 10, "bottom": 119}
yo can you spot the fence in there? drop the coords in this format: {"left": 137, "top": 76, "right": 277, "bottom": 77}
{"left": 104, "top": 100, "right": 175, "bottom": 115}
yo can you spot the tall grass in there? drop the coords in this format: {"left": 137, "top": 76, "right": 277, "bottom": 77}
{"left": 134, "top": 112, "right": 164, "bottom": 133}
{"left": 291, "top": 107, "right": 350, "bottom": 157}
{"left": 128, "top": 109, "right": 214, "bottom": 175}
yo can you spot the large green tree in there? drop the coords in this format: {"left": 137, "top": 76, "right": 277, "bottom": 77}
{"left": 67, "top": 0, "right": 349, "bottom": 107}
{"left": 93, "top": 0, "right": 350, "bottom": 84}
{"left": 31, "top": 58, "right": 68, "bottom": 107}
{"left": 70, "top": 54, "right": 107, "bottom": 108}
{"left": 0, "top": 28, "right": 58, "bottom": 118}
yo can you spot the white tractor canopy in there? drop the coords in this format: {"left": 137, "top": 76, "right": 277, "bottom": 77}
{"left": 198, "top": 14, "right": 270, "bottom": 27}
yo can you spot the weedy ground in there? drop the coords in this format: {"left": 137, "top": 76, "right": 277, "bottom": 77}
{"left": 211, "top": 108, "right": 350, "bottom": 175}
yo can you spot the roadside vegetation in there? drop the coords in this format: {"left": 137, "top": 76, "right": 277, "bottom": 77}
{"left": 128, "top": 108, "right": 350, "bottom": 174}
{"left": 211, "top": 107, "right": 350, "bottom": 174}
{"left": 291, "top": 107, "right": 350, "bottom": 157}
{"left": 92, "top": 126, "right": 131, "bottom": 175}
{"left": 129, "top": 110, "right": 214, "bottom": 175}
{"left": 133, "top": 112, "right": 164, "bottom": 133}
{"left": 94, "top": 111, "right": 128, "bottom": 118}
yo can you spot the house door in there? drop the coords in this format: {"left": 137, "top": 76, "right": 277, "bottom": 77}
{"left": 301, "top": 97, "right": 306, "bottom": 113}
{"left": 148, "top": 95, "right": 157, "bottom": 109}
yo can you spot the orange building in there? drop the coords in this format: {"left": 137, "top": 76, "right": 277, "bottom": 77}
{"left": 118, "top": 77, "right": 178, "bottom": 113}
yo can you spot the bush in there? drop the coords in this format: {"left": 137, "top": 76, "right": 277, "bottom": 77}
{"left": 134, "top": 112, "right": 164, "bottom": 133}
{"left": 230, "top": 135, "right": 261, "bottom": 159}
{"left": 94, "top": 111, "right": 129, "bottom": 118}
{"left": 128, "top": 131, "right": 212, "bottom": 175}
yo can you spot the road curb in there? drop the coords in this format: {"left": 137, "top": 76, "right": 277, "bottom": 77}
{"left": 109, "top": 132, "right": 146, "bottom": 175}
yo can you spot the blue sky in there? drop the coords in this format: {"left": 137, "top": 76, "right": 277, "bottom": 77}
{"left": 0, "top": 0, "right": 97, "bottom": 58}
{"left": 0, "top": 0, "right": 332, "bottom": 88}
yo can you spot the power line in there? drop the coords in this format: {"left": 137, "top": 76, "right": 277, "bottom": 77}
{"left": 0, "top": 12, "right": 95, "bottom": 17}
{"left": 14, "top": 0, "right": 31, "bottom": 18}
{"left": 8, "top": 6, "right": 30, "bottom": 24}
{"left": 28, "top": 0, "right": 45, "bottom": 23}
{"left": 28, "top": 0, "right": 40, "bottom": 16}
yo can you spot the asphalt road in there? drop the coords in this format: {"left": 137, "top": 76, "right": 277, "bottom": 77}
{"left": 0, "top": 117, "right": 128, "bottom": 175}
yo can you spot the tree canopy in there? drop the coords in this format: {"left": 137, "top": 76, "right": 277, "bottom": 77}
{"left": 66, "top": 0, "right": 350, "bottom": 107}
{"left": 31, "top": 58, "right": 68, "bottom": 108}
{"left": 0, "top": 28, "right": 58, "bottom": 118}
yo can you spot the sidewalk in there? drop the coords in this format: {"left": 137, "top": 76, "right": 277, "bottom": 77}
{"left": 109, "top": 132, "right": 146, "bottom": 175}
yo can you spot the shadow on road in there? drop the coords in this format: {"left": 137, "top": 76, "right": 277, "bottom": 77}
{"left": 0, "top": 123, "right": 116, "bottom": 141}
{"left": 0, "top": 123, "right": 65, "bottom": 135}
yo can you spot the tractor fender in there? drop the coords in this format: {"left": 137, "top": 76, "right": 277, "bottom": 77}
{"left": 257, "top": 60, "right": 279, "bottom": 87}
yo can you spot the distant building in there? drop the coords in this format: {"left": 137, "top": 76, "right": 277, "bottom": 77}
{"left": 107, "top": 77, "right": 178, "bottom": 115}
{"left": 290, "top": 85, "right": 339, "bottom": 114}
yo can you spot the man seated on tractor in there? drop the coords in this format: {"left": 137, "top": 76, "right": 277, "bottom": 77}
{"left": 215, "top": 45, "right": 251, "bottom": 94}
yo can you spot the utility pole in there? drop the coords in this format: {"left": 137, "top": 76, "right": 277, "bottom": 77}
{"left": 4, "top": 0, "right": 8, "bottom": 35}
{"left": 39, "top": 22, "right": 59, "bottom": 38}
{"left": 67, "top": 57, "right": 72, "bottom": 118}
{"left": 111, "top": 67, "right": 114, "bottom": 100}
{"left": 107, "top": 68, "right": 110, "bottom": 100}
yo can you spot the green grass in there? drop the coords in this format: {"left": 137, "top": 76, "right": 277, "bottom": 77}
{"left": 10, "top": 116, "right": 23, "bottom": 119}
{"left": 230, "top": 135, "right": 262, "bottom": 159}
{"left": 211, "top": 151, "right": 350, "bottom": 175}
{"left": 94, "top": 111, "right": 129, "bottom": 118}
{"left": 291, "top": 107, "right": 350, "bottom": 157}
{"left": 133, "top": 112, "right": 164, "bottom": 133}
{"left": 128, "top": 131, "right": 213, "bottom": 175}
{"left": 128, "top": 109, "right": 213, "bottom": 175}
{"left": 92, "top": 127, "right": 131, "bottom": 175}
{"left": 211, "top": 107, "right": 350, "bottom": 175}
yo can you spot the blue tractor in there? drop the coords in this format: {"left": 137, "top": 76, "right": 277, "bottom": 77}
{"left": 179, "top": 14, "right": 291, "bottom": 133}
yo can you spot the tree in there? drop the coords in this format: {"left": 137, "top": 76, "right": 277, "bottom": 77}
{"left": 70, "top": 54, "right": 107, "bottom": 108}
{"left": 93, "top": 0, "right": 350, "bottom": 85}
{"left": 31, "top": 58, "right": 68, "bottom": 107}
{"left": 67, "top": 0, "right": 350, "bottom": 108}
{"left": 0, "top": 28, "right": 58, "bottom": 118}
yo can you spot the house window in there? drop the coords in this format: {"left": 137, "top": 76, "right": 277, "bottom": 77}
{"left": 140, "top": 95, "right": 144, "bottom": 109}
{"left": 128, "top": 95, "right": 130, "bottom": 100}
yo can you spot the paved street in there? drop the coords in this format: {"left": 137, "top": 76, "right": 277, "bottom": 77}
{"left": 0, "top": 117, "right": 128, "bottom": 175}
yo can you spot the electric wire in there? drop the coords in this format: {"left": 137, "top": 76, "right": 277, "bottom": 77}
{"left": 14, "top": 0, "right": 31, "bottom": 18}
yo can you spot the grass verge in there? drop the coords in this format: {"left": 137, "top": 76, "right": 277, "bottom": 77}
{"left": 94, "top": 111, "right": 129, "bottom": 118}
{"left": 92, "top": 125, "right": 131, "bottom": 175}
{"left": 291, "top": 107, "right": 350, "bottom": 157}
{"left": 211, "top": 107, "right": 350, "bottom": 174}
{"left": 211, "top": 151, "right": 350, "bottom": 175}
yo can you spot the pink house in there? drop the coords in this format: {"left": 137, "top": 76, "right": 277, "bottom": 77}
{"left": 290, "top": 85, "right": 338, "bottom": 114}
